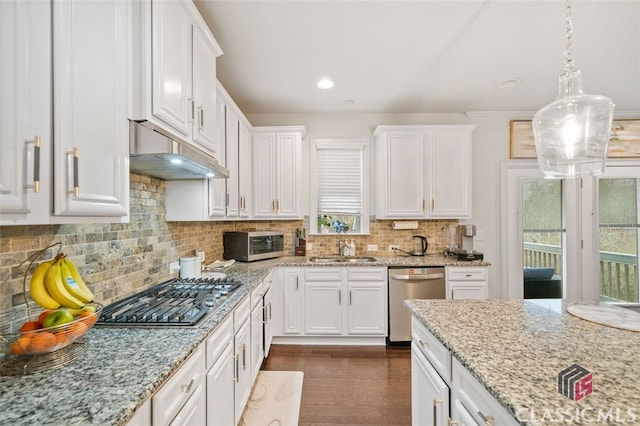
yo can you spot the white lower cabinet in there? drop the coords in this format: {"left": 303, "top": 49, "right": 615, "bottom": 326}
{"left": 411, "top": 342, "right": 449, "bottom": 426}
{"left": 445, "top": 266, "right": 488, "bottom": 300}
{"left": 281, "top": 268, "right": 304, "bottom": 335}
{"left": 234, "top": 298, "right": 252, "bottom": 425}
{"left": 263, "top": 274, "right": 274, "bottom": 357}
{"left": 411, "top": 315, "right": 518, "bottom": 426}
{"left": 152, "top": 345, "right": 206, "bottom": 426}
{"left": 300, "top": 267, "right": 387, "bottom": 337}
{"left": 205, "top": 314, "right": 235, "bottom": 426}
{"left": 250, "top": 282, "right": 265, "bottom": 383}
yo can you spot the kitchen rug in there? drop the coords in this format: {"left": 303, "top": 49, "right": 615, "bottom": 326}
{"left": 240, "top": 370, "right": 304, "bottom": 426}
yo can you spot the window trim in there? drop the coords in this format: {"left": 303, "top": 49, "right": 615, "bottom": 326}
{"left": 310, "top": 137, "right": 370, "bottom": 235}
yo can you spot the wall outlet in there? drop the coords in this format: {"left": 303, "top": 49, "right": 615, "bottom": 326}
{"left": 306, "top": 243, "right": 313, "bottom": 251}
{"left": 169, "top": 261, "right": 180, "bottom": 274}
{"left": 367, "top": 244, "right": 378, "bottom": 252}
{"left": 389, "top": 244, "right": 399, "bottom": 252}
{"left": 476, "top": 230, "right": 484, "bottom": 241}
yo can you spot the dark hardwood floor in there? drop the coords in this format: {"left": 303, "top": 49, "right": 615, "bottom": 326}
{"left": 261, "top": 344, "right": 412, "bottom": 425}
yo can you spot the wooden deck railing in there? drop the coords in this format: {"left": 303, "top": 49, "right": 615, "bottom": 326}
{"left": 523, "top": 243, "right": 638, "bottom": 303}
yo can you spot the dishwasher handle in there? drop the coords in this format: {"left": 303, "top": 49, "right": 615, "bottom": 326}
{"left": 390, "top": 273, "right": 444, "bottom": 281}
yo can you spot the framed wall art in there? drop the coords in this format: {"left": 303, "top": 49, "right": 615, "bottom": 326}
{"left": 509, "top": 119, "right": 640, "bottom": 159}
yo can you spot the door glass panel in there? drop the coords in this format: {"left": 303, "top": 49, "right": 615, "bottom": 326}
{"left": 598, "top": 178, "right": 639, "bottom": 303}
{"left": 522, "top": 179, "right": 564, "bottom": 298}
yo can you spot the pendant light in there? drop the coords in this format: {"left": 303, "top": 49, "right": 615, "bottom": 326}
{"left": 532, "top": 0, "right": 615, "bottom": 179}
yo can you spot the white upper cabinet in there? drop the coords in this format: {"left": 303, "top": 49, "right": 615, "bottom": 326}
{"left": 252, "top": 127, "right": 305, "bottom": 219}
{"left": 224, "top": 103, "right": 240, "bottom": 218}
{"left": 238, "top": 121, "right": 252, "bottom": 218}
{"left": 0, "top": 0, "right": 51, "bottom": 224}
{"left": 132, "top": 0, "right": 222, "bottom": 156}
{"left": 151, "top": 0, "right": 192, "bottom": 138}
{"left": 1, "top": 0, "right": 130, "bottom": 225}
{"left": 52, "top": 0, "right": 130, "bottom": 218}
{"left": 374, "top": 125, "right": 475, "bottom": 220}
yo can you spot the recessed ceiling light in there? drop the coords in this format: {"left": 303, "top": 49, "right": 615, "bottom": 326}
{"left": 497, "top": 78, "right": 522, "bottom": 89}
{"left": 170, "top": 157, "right": 183, "bottom": 165}
{"left": 343, "top": 99, "right": 355, "bottom": 105}
{"left": 316, "top": 79, "right": 334, "bottom": 89}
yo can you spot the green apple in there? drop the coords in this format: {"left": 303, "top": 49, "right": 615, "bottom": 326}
{"left": 42, "top": 309, "right": 75, "bottom": 328}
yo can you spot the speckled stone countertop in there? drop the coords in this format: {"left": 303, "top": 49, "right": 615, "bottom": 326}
{"left": 274, "top": 253, "right": 490, "bottom": 267}
{"left": 0, "top": 255, "right": 488, "bottom": 426}
{"left": 405, "top": 299, "right": 640, "bottom": 425}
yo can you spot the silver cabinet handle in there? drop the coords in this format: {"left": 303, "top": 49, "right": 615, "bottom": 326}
{"left": 418, "top": 338, "right": 428, "bottom": 349}
{"left": 66, "top": 147, "right": 79, "bottom": 196}
{"left": 478, "top": 411, "right": 494, "bottom": 426}
{"left": 338, "top": 290, "right": 341, "bottom": 305}
{"left": 199, "top": 108, "right": 204, "bottom": 128}
{"left": 447, "top": 419, "right": 458, "bottom": 426}
{"left": 434, "top": 399, "right": 443, "bottom": 426}
{"left": 181, "top": 378, "right": 195, "bottom": 394}
{"left": 233, "top": 353, "right": 239, "bottom": 383}
{"left": 24, "top": 135, "right": 41, "bottom": 193}
{"left": 242, "top": 343, "right": 246, "bottom": 370}
{"left": 349, "top": 290, "right": 352, "bottom": 305}
{"left": 268, "top": 302, "right": 272, "bottom": 320}
{"left": 295, "top": 275, "right": 299, "bottom": 290}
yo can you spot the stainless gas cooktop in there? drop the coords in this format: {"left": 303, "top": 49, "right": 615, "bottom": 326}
{"left": 96, "top": 277, "right": 242, "bottom": 327}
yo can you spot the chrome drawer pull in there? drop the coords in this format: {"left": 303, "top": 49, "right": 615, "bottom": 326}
{"left": 181, "top": 378, "right": 195, "bottom": 394}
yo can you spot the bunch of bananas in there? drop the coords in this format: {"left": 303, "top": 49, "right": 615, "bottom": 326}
{"left": 29, "top": 254, "right": 94, "bottom": 310}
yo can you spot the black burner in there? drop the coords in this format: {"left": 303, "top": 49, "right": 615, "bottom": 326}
{"left": 96, "top": 277, "right": 242, "bottom": 327}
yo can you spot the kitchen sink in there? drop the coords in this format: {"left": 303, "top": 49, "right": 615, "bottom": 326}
{"left": 309, "top": 256, "right": 378, "bottom": 263}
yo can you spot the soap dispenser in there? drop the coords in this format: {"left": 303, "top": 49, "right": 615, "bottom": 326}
{"left": 350, "top": 240, "right": 356, "bottom": 256}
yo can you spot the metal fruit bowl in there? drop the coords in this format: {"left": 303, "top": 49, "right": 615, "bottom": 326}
{"left": 1, "top": 303, "right": 102, "bottom": 357}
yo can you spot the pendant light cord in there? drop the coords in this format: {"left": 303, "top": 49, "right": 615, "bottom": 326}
{"left": 563, "top": 0, "right": 575, "bottom": 76}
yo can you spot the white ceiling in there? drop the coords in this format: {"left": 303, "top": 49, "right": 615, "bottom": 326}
{"left": 194, "top": 0, "right": 640, "bottom": 115}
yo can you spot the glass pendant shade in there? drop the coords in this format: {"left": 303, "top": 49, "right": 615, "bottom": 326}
{"left": 533, "top": 70, "right": 615, "bottom": 179}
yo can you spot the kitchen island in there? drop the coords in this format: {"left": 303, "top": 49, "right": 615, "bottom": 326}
{"left": 0, "top": 254, "right": 486, "bottom": 425}
{"left": 405, "top": 299, "right": 640, "bottom": 425}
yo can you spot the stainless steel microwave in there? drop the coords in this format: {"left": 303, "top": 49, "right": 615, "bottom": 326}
{"left": 223, "top": 231, "right": 285, "bottom": 262}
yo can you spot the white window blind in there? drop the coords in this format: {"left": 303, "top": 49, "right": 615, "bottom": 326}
{"left": 316, "top": 147, "right": 363, "bottom": 215}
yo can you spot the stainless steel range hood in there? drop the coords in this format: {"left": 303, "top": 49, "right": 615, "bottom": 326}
{"left": 129, "top": 120, "right": 229, "bottom": 180}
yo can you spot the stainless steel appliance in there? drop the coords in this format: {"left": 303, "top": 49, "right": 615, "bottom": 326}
{"left": 447, "top": 224, "right": 484, "bottom": 261}
{"left": 223, "top": 231, "right": 285, "bottom": 262}
{"left": 394, "top": 235, "right": 428, "bottom": 257}
{"left": 388, "top": 267, "right": 445, "bottom": 343}
{"left": 95, "top": 277, "right": 242, "bottom": 327}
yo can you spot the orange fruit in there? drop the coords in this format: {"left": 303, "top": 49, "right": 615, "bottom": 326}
{"left": 10, "top": 335, "right": 33, "bottom": 355}
{"left": 54, "top": 330, "right": 71, "bottom": 347}
{"left": 78, "top": 311, "right": 97, "bottom": 328}
{"left": 20, "top": 320, "right": 42, "bottom": 333}
{"left": 27, "top": 331, "right": 57, "bottom": 354}
{"left": 67, "top": 321, "right": 88, "bottom": 340}
{"left": 37, "top": 310, "right": 54, "bottom": 327}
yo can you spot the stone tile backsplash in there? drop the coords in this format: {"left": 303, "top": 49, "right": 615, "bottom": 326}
{"left": 0, "top": 173, "right": 456, "bottom": 320}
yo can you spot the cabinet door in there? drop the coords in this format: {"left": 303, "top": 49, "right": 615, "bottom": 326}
{"left": 450, "top": 398, "right": 480, "bottom": 426}
{"left": 52, "top": 0, "right": 129, "bottom": 217}
{"left": 428, "top": 128, "right": 472, "bottom": 218}
{"left": 225, "top": 108, "right": 240, "bottom": 217}
{"left": 192, "top": 26, "right": 217, "bottom": 153}
{"left": 282, "top": 269, "right": 303, "bottom": 335}
{"left": 169, "top": 380, "right": 206, "bottom": 426}
{"left": 450, "top": 284, "right": 487, "bottom": 300}
{"left": 238, "top": 121, "right": 252, "bottom": 218}
{"left": 234, "top": 319, "right": 252, "bottom": 424}
{"left": 274, "top": 132, "right": 301, "bottom": 218}
{"left": 411, "top": 342, "right": 450, "bottom": 426}
{"left": 378, "top": 132, "right": 426, "bottom": 219}
{"left": 208, "top": 98, "right": 226, "bottom": 217}
{"left": 250, "top": 300, "right": 264, "bottom": 383}
{"left": 0, "top": 0, "right": 51, "bottom": 224}
{"left": 263, "top": 284, "right": 273, "bottom": 357}
{"left": 347, "top": 282, "right": 387, "bottom": 335}
{"left": 252, "top": 133, "right": 276, "bottom": 217}
{"left": 151, "top": 0, "right": 192, "bottom": 137}
{"left": 206, "top": 341, "right": 235, "bottom": 426}
{"left": 304, "top": 282, "right": 343, "bottom": 335}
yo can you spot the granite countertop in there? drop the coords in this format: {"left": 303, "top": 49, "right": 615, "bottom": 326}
{"left": 275, "top": 254, "right": 490, "bottom": 267}
{"left": 0, "top": 255, "right": 488, "bottom": 426}
{"left": 405, "top": 299, "right": 640, "bottom": 425}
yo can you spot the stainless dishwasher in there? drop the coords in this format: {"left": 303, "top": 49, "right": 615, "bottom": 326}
{"left": 388, "top": 267, "right": 445, "bottom": 343}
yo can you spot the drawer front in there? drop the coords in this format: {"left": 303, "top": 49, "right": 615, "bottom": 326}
{"left": 205, "top": 314, "right": 233, "bottom": 371}
{"left": 304, "top": 268, "right": 343, "bottom": 282}
{"left": 347, "top": 267, "right": 386, "bottom": 282}
{"left": 411, "top": 316, "right": 451, "bottom": 383}
{"left": 250, "top": 280, "right": 265, "bottom": 309}
{"left": 452, "top": 357, "right": 520, "bottom": 425}
{"left": 234, "top": 296, "right": 251, "bottom": 332}
{"left": 152, "top": 345, "right": 205, "bottom": 426}
{"left": 446, "top": 267, "right": 488, "bottom": 281}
